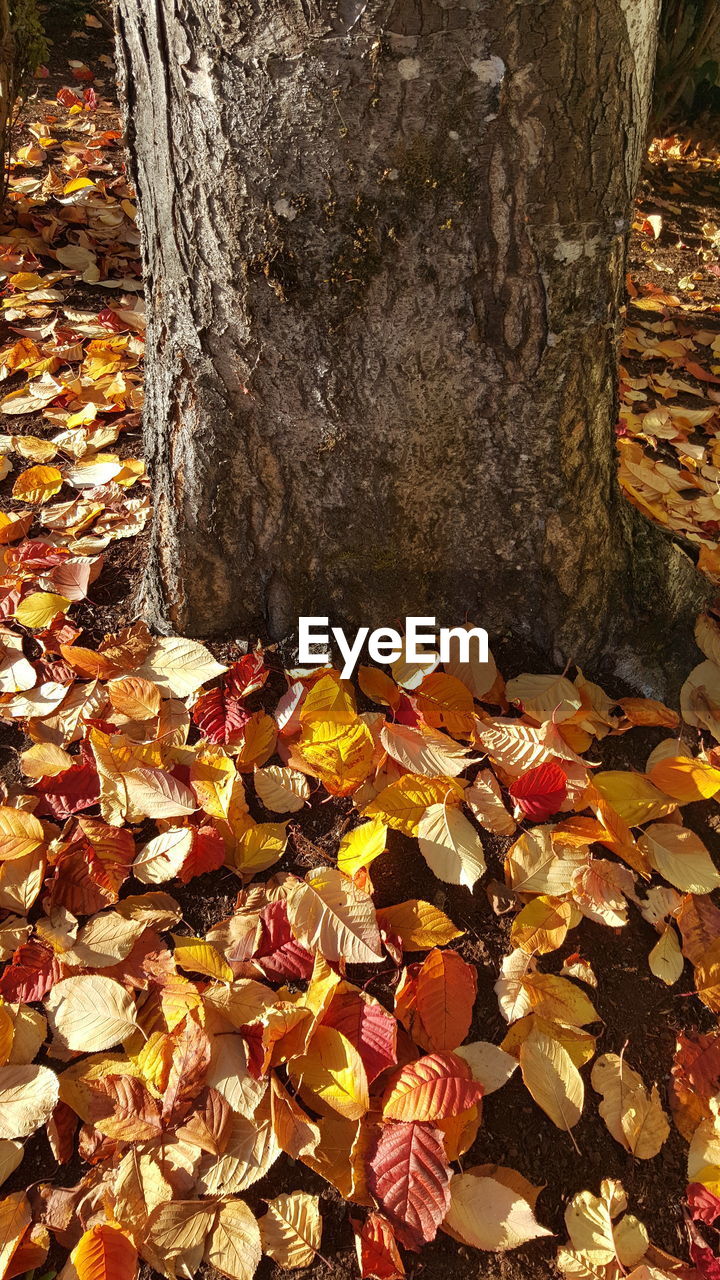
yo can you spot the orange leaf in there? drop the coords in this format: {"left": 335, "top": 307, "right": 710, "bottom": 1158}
{"left": 71, "top": 1223, "right": 137, "bottom": 1280}
{"left": 413, "top": 949, "right": 477, "bottom": 1052}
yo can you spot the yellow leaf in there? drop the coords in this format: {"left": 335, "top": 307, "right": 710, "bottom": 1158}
{"left": 418, "top": 802, "right": 486, "bottom": 889}
{"left": 647, "top": 755, "right": 720, "bottom": 804}
{"left": 254, "top": 765, "right": 309, "bottom": 814}
{"left": 299, "top": 672, "right": 357, "bottom": 726}
{"left": 416, "top": 671, "right": 475, "bottom": 737}
{"left": 465, "top": 770, "right": 516, "bottom": 835}
{"left": 15, "top": 592, "right": 71, "bottom": 628}
{"left": 337, "top": 817, "right": 387, "bottom": 876}
{"left": 443, "top": 1169, "right": 551, "bottom": 1250}
{"left": 510, "top": 896, "right": 572, "bottom": 955}
{"left": 380, "top": 721, "right": 475, "bottom": 778}
{"left": 364, "top": 773, "right": 465, "bottom": 837}
{"left": 46, "top": 975, "right": 138, "bottom": 1051}
{"left": 648, "top": 923, "right": 684, "bottom": 986}
{"left": 234, "top": 710, "right": 276, "bottom": 771}
{"left": 505, "top": 672, "right": 582, "bottom": 724}
{"left": 107, "top": 676, "right": 161, "bottom": 721}
{"left": 376, "top": 899, "right": 464, "bottom": 950}
{"left": 0, "top": 1064, "right": 58, "bottom": 1138}
{"left": 591, "top": 1053, "right": 670, "bottom": 1158}
{"left": 0, "top": 511, "right": 33, "bottom": 543}
{"left": 0, "top": 1191, "right": 30, "bottom": 1277}
{"left": 205, "top": 1197, "right": 262, "bottom": 1280}
{"left": 172, "top": 936, "right": 233, "bottom": 982}
{"left": 523, "top": 972, "right": 599, "bottom": 1026}
{"left": 286, "top": 867, "right": 382, "bottom": 965}
{"left": 0, "top": 807, "right": 45, "bottom": 862}
{"left": 296, "top": 718, "right": 374, "bottom": 797}
{"left": 236, "top": 821, "right": 287, "bottom": 875}
{"left": 288, "top": 1025, "right": 369, "bottom": 1120}
{"left": 592, "top": 771, "right": 676, "bottom": 825}
{"left": 639, "top": 823, "right": 720, "bottom": 894}
{"left": 11, "top": 464, "right": 62, "bottom": 503}
{"left": 259, "top": 1192, "right": 321, "bottom": 1268}
{"left": 519, "top": 1027, "right": 583, "bottom": 1130}
{"left": 20, "top": 743, "right": 73, "bottom": 778}
{"left": 358, "top": 665, "right": 401, "bottom": 710}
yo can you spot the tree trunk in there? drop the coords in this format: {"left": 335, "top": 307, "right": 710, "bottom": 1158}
{"left": 113, "top": 0, "right": 708, "bottom": 686}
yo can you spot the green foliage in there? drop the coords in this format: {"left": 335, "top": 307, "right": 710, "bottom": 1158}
{"left": 653, "top": 0, "right": 720, "bottom": 131}
{"left": 9, "top": 0, "right": 47, "bottom": 98}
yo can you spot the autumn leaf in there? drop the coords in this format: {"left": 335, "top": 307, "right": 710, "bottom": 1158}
{"left": 412, "top": 948, "right": 477, "bottom": 1052}
{"left": 259, "top": 1192, "right": 321, "bottom": 1268}
{"left": 591, "top": 1053, "right": 670, "bottom": 1158}
{"left": 364, "top": 774, "right": 465, "bottom": 837}
{"left": 323, "top": 989, "right": 397, "bottom": 1083}
{"left": 510, "top": 896, "right": 573, "bottom": 955}
{"left": 417, "top": 802, "right": 487, "bottom": 889}
{"left": 254, "top": 765, "right": 309, "bottom": 813}
{"left": 286, "top": 867, "right": 383, "bottom": 965}
{"left": 0, "top": 1063, "right": 58, "bottom": 1138}
{"left": 12, "top": 464, "right": 62, "bottom": 503}
{"left": 288, "top": 1025, "right": 369, "bottom": 1120}
{"left": 519, "top": 1027, "right": 584, "bottom": 1131}
{"left": 442, "top": 1167, "right": 551, "bottom": 1251}
{"left": 337, "top": 817, "right": 388, "bottom": 877}
{"left": 376, "top": 899, "right": 463, "bottom": 950}
{"left": 367, "top": 1120, "right": 452, "bottom": 1251}
{"left": 382, "top": 1051, "right": 483, "bottom": 1122}
{"left": 0, "top": 807, "right": 45, "bottom": 861}
{"left": 508, "top": 760, "right": 567, "bottom": 821}
{"left": 72, "top": 1222, "right": 137, "bottom": 1280}
{"left": 205, "top": 1198, "right": 262, "bottom": 1280}
{"left": 46, "top": 974, "right": 138, "bottom": 1051}
{"left": 0, "top": 1191, "right": 31, "bottom": 1278}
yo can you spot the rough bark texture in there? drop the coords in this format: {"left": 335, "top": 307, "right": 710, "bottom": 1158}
{"left": 114, "top": 0, "right": 708, "bottom": 688}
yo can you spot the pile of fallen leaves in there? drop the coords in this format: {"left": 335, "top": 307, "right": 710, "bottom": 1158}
{"left": 3, "top": 40, "right": 720, "bottom": 1280}
{"left": 619, "top": 136, "right": 720, "bottom": 577}
{"left": 7, "top": 599, "right": 720, "bottom": 1280}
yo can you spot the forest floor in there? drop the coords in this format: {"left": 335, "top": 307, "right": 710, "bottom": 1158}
{"left": 0, "top": 14, "right": 720, "bottom": 1280}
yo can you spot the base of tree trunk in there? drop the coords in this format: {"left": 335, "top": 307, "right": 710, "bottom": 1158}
{"left": 136, "top": 502, "right": 710, "bottom": 704}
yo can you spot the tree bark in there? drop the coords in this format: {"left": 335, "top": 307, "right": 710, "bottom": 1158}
{"left": 113, "top": 0, "right": 708, "bottom": 687}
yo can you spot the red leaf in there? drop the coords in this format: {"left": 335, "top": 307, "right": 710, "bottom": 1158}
{"left": 177, "top": 824, "right": 226, "bottom": 884}
{"left": 161, "top": 1014, "right": 212, "bottom": 1122}
{"left": 255, "top": 901, "right": 314, "bottom": 981}
{"left": 57, "top": 87, "right": 83, "bottom": 109}
{"left": 192, "top": 686, "right": 251, "bottom": 745}
{"left": 47, "top": 1100, "right": 78, "bottom": 1165}
{"left": 691, "top": 1245, "right": 720, "bottom": 1279}
{"left": 689, "top": 1183, "right": 720, "bottom": 1227}
{"left": 35, "top": 759, "right": 100, "bottom": 818}
{"left": 225, "top": 651, "right": 269, "bottom": 699}
{"left": 509, "top": 760, "right": 567, "bottom": 820}
{"left": 351, "top": 1212, "right": 405, "bottom": 1279}
{"left": 323, "top": 991, "right": 397, "bottom": 1083}
{"left": 367, "top": 1120, "right": 451, "bottom": 1251}
{"left": 0, "top": 940, "right": 61, "bottom": 1002}
{"left": 672, "top": 1031, "right": 720, "bottom": 1107}
{"left": 381, "top": 1051, "right": 483, "bottom": 1122}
